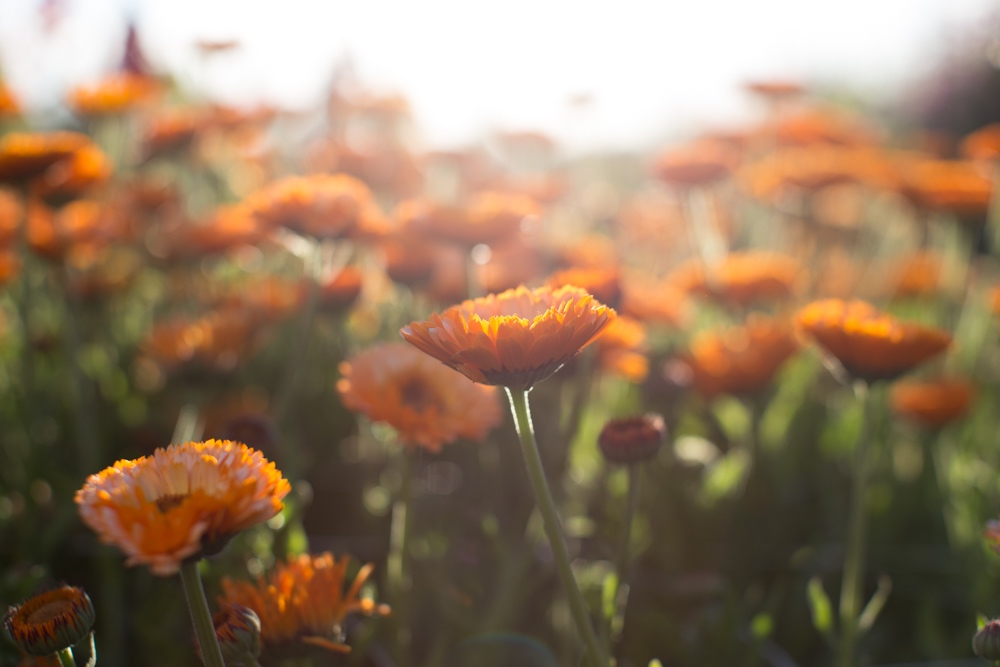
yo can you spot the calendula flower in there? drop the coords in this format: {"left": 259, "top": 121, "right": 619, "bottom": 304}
{"left": 141, "top": 310, "right": 259, "bottom": 375}
{"left": 898, "top": 158, "right": 993, "bottom": 217}
{"left": 75, "top": 439, "right": 290, "bottom": 575}
{"left": 0, "top": 132, "right": 90, "bottom": 184}
{"left": 247, "top": 173, "right": 381, "bottom": 239}
{"left": 890, "top": 377, "right": 974, "bottom": 429}
{"left": 142, "top": 108, "right": 203, "bottom": 159}
{"left": 401, "top": 285, "right": 616, "bottom": 390}
{"left": 220, "top": 553, "right": 389, "bottom": 656}
{"left": 210, "top": 604, "right": 261, "bottom": 666}
{"left": 68, "top": 73, "right": 157, "bottom": 116}
{"left": 35, "top": 144, "right": 113, "bottom": 204}
{"left": 3, "top": 585, "right": 95, "bottom": 658}
{"left": 671, "top": 252, "right": 801, "bottom": 307}
{"left": 338, "top": 342, "right": 501, "bottom": 452}
{"left": 317, "top": 266, "right": 364, "bottom": 312}
{"left": 594, "top": 316, "right": 649, "bottom": 383}
{"left": 961, "top": 123, "right": 1000, "bottom": 162}
{"left": 547, "top": 267, "right": 622, "bottom": 309}
{"left": 380, "top": 235, "right": 437, "bottom": 287}
{"left": 765, "top": 106, "right": 879, "bottom": 147}
{"left": 398, "top": 192, "right": 538, "bottom": 248}
{"left": 686, "top": 315, "right": 799, "bottom": 398}
{"left": 796, "top": 299, "right": 952, "bottom": 383}
{"left": 653, "top": 140, "right": 741, "bottom": 188}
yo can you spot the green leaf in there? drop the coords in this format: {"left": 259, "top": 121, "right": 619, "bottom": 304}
{"left": 807, "top": 576, "right": 834, "bottom": 638}
{"left": 699, "top": 448, "right": 750, "bottom": 504}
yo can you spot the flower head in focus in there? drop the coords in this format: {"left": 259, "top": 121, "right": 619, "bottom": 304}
{"left": 3, "top": 585, "right": 94, "bottom": 657}
{"left": 401, "top": 285, "right": 616, "bottom": 390}
{"left": 75, "top": 439, "right": 290, "bottom": 575}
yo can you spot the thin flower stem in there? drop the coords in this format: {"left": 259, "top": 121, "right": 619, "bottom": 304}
{"left": 506, "top": 388, "right": 608, "bottom": 667}
{"left": 388, "top": 446, "right": 415, "bottom": 667}
{"left": 180, "top": 560, "right": 226, "bottom": 667}
{"left": 837, "top": 382, "right": 877, "bottom": 667}
{"left": 606, "top": 464, "right": 641, "bottom": 654}
{"left": 56, "top": 647, "right": 76, "bottom": 667}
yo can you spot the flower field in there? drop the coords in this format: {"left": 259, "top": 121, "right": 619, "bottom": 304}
{"left": 2, "top": 17, "right": 1000, "bottom": 667}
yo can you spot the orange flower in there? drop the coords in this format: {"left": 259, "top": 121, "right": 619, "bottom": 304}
{"left": 68, "top": 73, "right": 157, "bottom": 116}
{"left": 765, "top": 107, "right": 879, "bottom": 147}
{"left": 35, "top": 144, "right": 113, "bottom": 204}
{"left": 317, "top": 266, "right": 363, "bottom": 312}
{"left": 671, "top": 252, "right": 801, "bottom": 307}
{"left": 653, "top": 141, "right": 740, "bottom": 188}
{"left": 686, "top": 315, "right": 799, "bottom": 398}
{"left": 220, "top": 552, "right": 389, "bottom": 655}
{"left": 961, "top": 123, "right": 1000, "bottom": 162}
{"left": 0, "top": 132, "right": 90, "bottom": 184}
{"left": 27, "top": 199, "right": 127, "bottom": 261}
{"left": 890, "top": 377, "right": 974, "bottom": 428}
{"left": 397, "top": 192, "right": 538, "bottom": 248}
{"left": 401, "top": 285, "right": 616, "bottom": 390}
{"left": 0, "top": 188, "right": 22, "bottom": 246}
{"left": 247, "top": 173, "right": 381, "bottom": 239}
{"left": 0, "top": 250, "right": 20, "bottom": 287}
{"left": 75, "top": 439, "right": 290, "bottom": 575}
{"left": 594, "top": 316, "right": 649, "bottom": 382}
{"left": 3, "top": 585, "right": 94, "bottom": 657}
{"left": 620, "top": 278, "right": 688, "bottom": 327}
{"left": 380, "top": 235, "right": 436, "bottom": 286}
{"left": 166, "top": 204, "right": 264, "bottom": 259}
{"left": 547, "top": 267, "right": 622, "bottom": 309}
{"left": 0, "top": 81, "right": 20, "bottom": 116}
{"left": 141, "top": 310, "right": 258, "bottom": 374}
{"left": 898, "top": 158, "right": 992, "bottom": 217}
{"left": 142, "top": 108, "right": 203, "bottom": 159}
{"left": 740, "top": 147, "right": 898, "bottom": 200}
{"left": 881, "top": 252, "right": 942, "bottom": 299}
{"left": 796, "top": 299, "right": 952, "bottom": 383}
{"left": 338, "top": 342, "right": 502, "bottom": 452}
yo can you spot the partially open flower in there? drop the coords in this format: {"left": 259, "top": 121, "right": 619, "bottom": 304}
{"left": 598, "top": 414, "right": 666, "bottom": 465}
{"left": 75, "top": 439, "right": 290, "bottom": 575}
{"left": 3, "top": 585, "right": 95, "bottom": 657}
{"left": 973, "top": 618, "right": 1000, "bottom": 661}
{"left": 220, "top": 553, "right": 389, "bottom": 657}
{"left": 796, "top": 299, "right": 952, "bottom": 384}
{"left": 338, "top": 342, "right": 501, "bottom": 453}
{"left": 211, "top": 603, "right": 261, "bottom": 667}
{"left": 401, "top": 285, "right": 616, "bottom": 390}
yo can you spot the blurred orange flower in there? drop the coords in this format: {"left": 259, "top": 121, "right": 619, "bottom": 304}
{"left": 141, "top": 310, "right": 258, "bottom": 374}
{"left": 653, "top": 141, "right": 740, "bottom": 188}
{"left": 141, "top": 108, "right": 203, "bottom": 159}
{"left": 594, "top": 315, "right": 649, "bottom": 382}
{"left": 765, "top": 107, "right": 879, "bottom": 147}
{"left": 961, "top": 123, "right": 1000, "bottom": 162}
{"left": 35, "top": 143, "right": 113, "bottom": 204}
{"left": 401, "top": 285, "right": 616, "bottom": 390}
{"left": 741, "top": 147, "right": 898, "bottom": 201}
{"left": 0, "top": 132, "right": 90, "bottom": 183}
{"left": 398, "top": 192, "right": 539, "bottom": 248}
{"left": 28, "top": 199, "right": 127, "bottom": 261}
{"left": 220, "top": 552, "right": 388, "bottom": 655}
{"left": 68, "top": 73, "right": 157, "bottom": 116}
{"left": 0, "top": 82, "right": 19, "bottom": 116}
{"left": 547, "top": 267, "right": 622, "bottom": 309}
{"left": 338, "top": 341, "right": 501, "bottom": 452}
{"left": 75, "top": 439, "right": 290, "bottom": 575}
{"left": 890, "top": 377, "right": 974, "bottom": 428}
{"left": 317, "top": 266, "right": 364, "bottom": 312}
{"left": 796, "top": 299, "right": 952, "bottom": 383}
{"left": 380, "top": 235, "right": 437, "bottom": 287}
{"left": 671, "top": 252, "right": 801, "bottom": 307}
{"left": 898, "top": 158, "right": 992, "bottom": 217}
{"left": 165, "top": 204, "right": 264, "bottom": 259}
{"left": 248, "top": 174, "right": 382, "bottom": 239}
{"left": 620, "top": 279, "right": 688, "bottom": 327}
{"left": 686, "top": 315, "right": 799, "bottom": 398}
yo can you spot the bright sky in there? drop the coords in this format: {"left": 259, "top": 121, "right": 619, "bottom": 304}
{"left": 0, "top": 0, "right": 997, "bottom": 149}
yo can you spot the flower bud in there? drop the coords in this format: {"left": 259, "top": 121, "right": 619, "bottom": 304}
{"left": 2, "top": 585, "right": 95, "bottom": 657}
{"left": 212, "top": 603, "right": 262, "bottom": 666}
{"left": 974, "top": 618, "right": 1000, "bottom": 660}
{"left": 598, "top": 413, "right": 666, "bottom": 465}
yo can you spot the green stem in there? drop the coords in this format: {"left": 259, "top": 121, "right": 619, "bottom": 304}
{"left": 179, "top": 560, "right": 225, "bottom": 667}
{"left": 56, "top": 647, "right": 76, "bottom": 667}
{"left": 388, "top": 446, "right": 415, "bottom": 667}
{"left": 837, "top": 383, "right": 877, "bottom": 667}
{"left": 606, "top": 464, "right": 641, "bottom": 653}
{"left": 505, "top": 388, "right": 608, "bottom": 667}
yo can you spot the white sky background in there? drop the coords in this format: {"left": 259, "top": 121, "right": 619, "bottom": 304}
{"left": 0, "top": 0, "right": 997, "bottom": 150}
